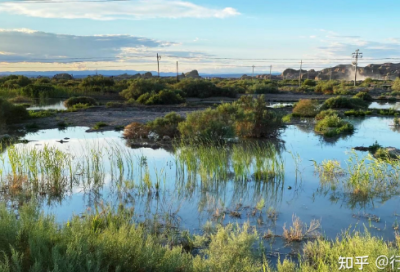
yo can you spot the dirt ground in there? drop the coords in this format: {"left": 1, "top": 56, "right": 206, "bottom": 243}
{"left": 13, "top": 105, "right": 208, "bottom": 132}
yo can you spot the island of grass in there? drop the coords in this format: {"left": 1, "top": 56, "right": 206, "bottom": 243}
{"left": 314, "top": 114, "right": 354, "bottom": 137}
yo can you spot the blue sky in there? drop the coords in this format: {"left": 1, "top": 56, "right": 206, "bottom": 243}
{"left": 0, "top": 0, "right": 399, "bottom": 73}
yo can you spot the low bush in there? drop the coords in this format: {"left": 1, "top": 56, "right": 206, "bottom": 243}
{"left": 315, "top": 80, "right": 337, "bottom": 94}
{"left": 64, "top": 96, "right": 97, "bottom": 108}
{"left": 321, "top": 96, "right": 368, "bottom": 110}
{"left": 174, "top": 79, "right": 237, "bottom": 98}
{"left": 302, "top": 79, "right": 316, "bottom": 87}
{"left": 7, "top": 96, "right": 32, "bottom": 103}
{"left": 22, "top": 84, "right": 56, "bottom": 98}
{"left": 178, "top": 95, "right": 282, "bottom": 141}
{"left": 353, "top": 91, "right": 373, "bottom": 101}
{"left": 392, "top": 77, "right": 400, "bottom": 92}
{"left": 292, "top": 99, "right": 319, "bottom": 117}
{"left": 123, "top": 122, "right": 150, "bottom": 139}
{"left": 391, "top": 91, "right": 400, "bottom": 96}
{"left": 0, "top": 97, "right": 29, "bottom": 124}
{"left": 106, "top": 102, "right": 125, "bottom": 108}
{"left": 147, "top": 112, "right": 185, "bottom": 137}
{"left": 247, "top": 82, "right": 279, "bottom": 94}
{"left": 120, "top": 79, "right": 165, "bottom": 100}
{"left": 315, "top": 114, "right": 354, "bottom": 137}
{"left": 315, "top": 109, "right": 339, "bottom": 121}
{"left": 136, "top": 90, "right": 185, "bottom": 105}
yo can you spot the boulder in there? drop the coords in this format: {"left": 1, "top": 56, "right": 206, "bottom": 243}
{"left": 185, "top": 70, "right": 201, "bottom": 79}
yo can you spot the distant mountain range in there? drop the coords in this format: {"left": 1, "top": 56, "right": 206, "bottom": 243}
{"left": 0, "top": 70, "right": 280, "bottom": 79}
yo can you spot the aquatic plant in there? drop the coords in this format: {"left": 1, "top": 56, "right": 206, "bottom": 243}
{"left": 282, "top": 214, "right": 320, "bottom": 242}
{"left": 314, "top": 114, "right": 354, "bottom": 137}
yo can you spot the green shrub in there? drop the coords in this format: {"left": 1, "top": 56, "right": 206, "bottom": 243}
{"left": 147, "top": 112, "right": 185, "bottom": 137}
{"left": 392, "top": 77, "right": 400, "bottom": 92}
{"left": 321, "top": 96, "right": 368, "bottom": 110}
{"left": 136, "top": 90, "right": 185, "bottom": 105}
{"left": 120, "top": 79, "right": 165, "bottom": 100}
{"left": 22, "top": 84, "right": 56, "bottom": 98}
{"left": 315, "top": 109, "right": 339, "bottom": 120}
{"left": 353, "top": 91, "right": 373, "bottom": 101}
{"left": 302, "top": 79, "right": 316, "bottom": 87}
{"left": 391, "top": 91, "right": 400, "bottom": 96}
{"left": 0, "top": 98, "right": 29, "bottom": 124}
{"left": 174, "top": 79, "right": 237, "bottom": 98}
{"left": 247, "top": 82, "right": 279, "bottom": 94}
{"left": 178, "top": 95, "right": 282, "bottom": 141}
{"left": 315, "top": 80, "right": 337, "bottom": 94}
{"left": 292, "top": 99, "right": 319, "bottom": 117}
{"left": 64, "top": 96, "right": 97, "bottom": 108}
{"left": 106, "top": 102, "right": 125, "bottom": 108}
{"left": 315, "top": 114, "right": 354, "bottom": 137}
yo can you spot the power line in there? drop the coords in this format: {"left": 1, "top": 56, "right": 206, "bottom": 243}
{"left": 352, "top": 49, "right": 363, "bottom": 86}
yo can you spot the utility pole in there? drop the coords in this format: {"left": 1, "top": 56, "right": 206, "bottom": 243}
{"left": 157, "top": 53, "right": 161, "bottom": 77}
{"left": 269, "top": 65, "right": 272, "bottom": 80}
{"left": 352, "top": 49, "right": 363, "bottom": 86}
{"left": 252, "top": 65, "right": 255, "bottom": 80}
{"left": 299, "top": 60, "right": 303, "bottom": 87}
{"left": 176, "top": 61, "right": 179, "bottom": 82}
{"left": 330, "top": 67, "right": 332, "bottom": 81}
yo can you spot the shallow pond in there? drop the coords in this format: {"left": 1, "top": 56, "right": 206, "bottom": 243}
{"left": 1, "top": 116, "right": 400, "bottom": 256}
{"left": 368, "top": 101, "right": 400, "bottom": 110}
{"left": 27, "top": 98, "right": 66, "bottom": 110}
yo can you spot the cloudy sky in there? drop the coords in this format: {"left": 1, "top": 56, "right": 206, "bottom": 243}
{"left": 1, "top": 0, "right": 400, "bottom": 74}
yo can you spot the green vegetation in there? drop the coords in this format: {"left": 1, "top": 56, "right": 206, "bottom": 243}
{"left": 178, "top": 95, "right": 282, "bottom": 141}
{"left": 353, "top": 91, "right": 373, "bottom": 101}
{"left": 7, "top": 96, "right": 32, "bottom": 103}
{"left": 315, "top": 109, "right": 339, "bottom": 121}
{"left": 394, "top": 117, "right": 400, "bottom": 127}
{"left": 147, "top": 112, "right": 185, "bottom": 137}
{"left": 321, "top": 96, "right": 368, "bottom": 110}
{"left": 0, "top": 97, "right": 29, "bottom": 124}
{"left": 392, "top": 77, "right": 400, "bottom": 92}
{"left": 315, "top": 114, "right": 354, "bottom": 137}
{"left": 136, "top": 89, "right": 185, "bottom": 105}
{"left": 93, "top": 122, "right": 108, "bottom": 130}
{"left": 379, "top": 108, "right": 399, "bottom": 116}
{"left": 105, "top": 101, "right": 125, "bottom": 108}
{"left": 344, "top": 109, "right": 372, "bottom": 117}
{"left": 292, "top": 99, "right": 319, "bottom": 117}
{"left": 63, "top": 96, "right": 98, "bottom": 108}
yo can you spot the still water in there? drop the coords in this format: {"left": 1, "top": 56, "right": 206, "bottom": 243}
{"left": 1, "top": 116, "right": 400, "bottom": 249}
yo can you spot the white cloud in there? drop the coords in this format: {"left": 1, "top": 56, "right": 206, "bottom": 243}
{"left": 0, "top": 0, "right": 240, "bottom": 20}
{"left": 0, "top": 29, "right": 176, "bottom": 63}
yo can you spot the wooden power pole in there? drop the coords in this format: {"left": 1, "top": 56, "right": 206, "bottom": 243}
{"left": 176, "top": 61, "right": 179, "bottom": 82}
{"left": 157, "top": 53, "right": 161, "bottom": 77}
{"left": 269, "top": 65, "right": 272, "bottom": 80}
{"left": 299, "top": 60, "right": 303, "bottom": 87}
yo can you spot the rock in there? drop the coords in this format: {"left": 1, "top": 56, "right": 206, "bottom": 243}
{"left": 53, "top": 73, "right": 73, "bottom": 80}
{"left": 386, "top": 147, "right": 400, "bottom": 157}
{"left": 184, "top": 70, "right": 201, "bottom": 79}
{"left": 148, "top": 132, "right": 159, "bottom": 141}
{"left": 162, "top": 136, "right": 171, "bottom": 141}
{"left": 353, "top": 146, "right": 369, "bottom": 151}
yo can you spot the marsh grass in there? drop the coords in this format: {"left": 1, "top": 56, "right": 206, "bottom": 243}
{"left": 282, "top": 214, "right": 321, "bottom": 242}
{"left": 315, "top": 151, "right": 400, "bottom": 201}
